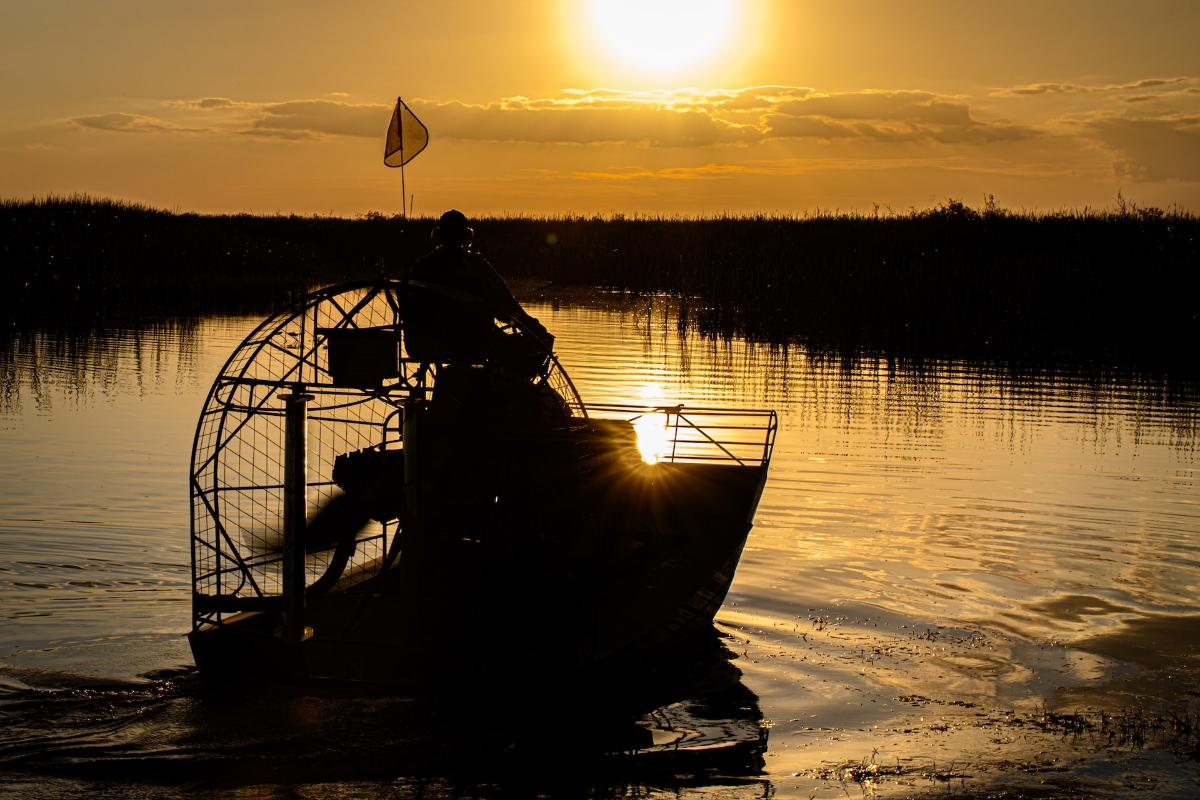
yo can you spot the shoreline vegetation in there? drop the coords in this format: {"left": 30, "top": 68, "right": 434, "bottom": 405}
{"left": 3, "top": 195, "right": 1197, "bottom": 371}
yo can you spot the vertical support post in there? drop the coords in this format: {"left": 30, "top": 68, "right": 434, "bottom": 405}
{"left": 402, "top": 397, "right": 426, "bottom": 547}
{"left": 281, "top": 389, "right": 313, "bottom": 642}
{"left": 670, "top": 404, "right": 683, "bottom": 463}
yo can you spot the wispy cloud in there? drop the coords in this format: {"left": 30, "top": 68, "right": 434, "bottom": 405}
{"left": 409, "top": 98, "right": 758, "bottom": 146}
{"left": 569, "top": 156, "right": 1015, "bottom": 183}
{"left": 77, "top": 98, "right": 391, "bottom": 140}
{"left": 164, "top": 97, "right": 257, "bottom": 110}
{"left": 572, "top": 162, "right": 765, "bottom": 182}
{"left": 766, "top": 90, "right": 1035, "bottom": 144}
{"left": 240, "top": 127, "right": 321, "bottom": 141}
{"left": 991, "top": 76, "right": 1195, "bottom": 97}
{"left": 403, "top": 87, "right": 1031, "bottom": 146}
{"left": 983, "top": 75, "right": 1200, "bottom": 181}
{"left": 71, "top": 112, "right": 214, "bottom": 134}
{"left": 1078, "top": 113, "right": 1200, "bottom": 181}
{"left": 251, "top": 99, "right": 386, "bottom": 138}
{"left": 74, "top": 87, "right": 1032, "bottom": 149}
{"left": 62, "top": 81, "right": 1200, "bottom": 184}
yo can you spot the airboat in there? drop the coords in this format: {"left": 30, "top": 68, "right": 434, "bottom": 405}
{"left": 188, "top": 280, "right": 777, "bottom": 685}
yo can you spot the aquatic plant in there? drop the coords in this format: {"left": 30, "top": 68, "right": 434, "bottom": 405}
{"left": 2, "top": 195, "right": 1197, "bottom": 370}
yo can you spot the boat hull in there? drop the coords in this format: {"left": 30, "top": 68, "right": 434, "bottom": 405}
{"left": 190, "top": 458, "right": 764, "bottom": 687}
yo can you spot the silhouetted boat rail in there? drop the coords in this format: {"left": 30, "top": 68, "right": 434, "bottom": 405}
{"left": 587, "top": 403, "right": 777, "bottom": 467}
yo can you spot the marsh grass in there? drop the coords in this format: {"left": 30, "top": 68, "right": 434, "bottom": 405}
{"left": 812, "top": 748, "right": 970, "bottom": 794}
{"left": 0, "top": 319, "right": 203, "bottom": 414}
{"left": 3, "top": 196, "right": 1197, "bottom": 369}
{"left": 1028, "top": 705, "right": 1200, "bottom": 757}
{"left": 811, "top": 704, "right": 1199, "bottom": 797}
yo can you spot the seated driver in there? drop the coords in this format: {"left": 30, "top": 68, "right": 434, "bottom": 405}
{"left": 404, "top": 209, "right": 551, "bottom": 368}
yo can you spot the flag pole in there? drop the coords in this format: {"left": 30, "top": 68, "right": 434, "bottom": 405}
{"left": 398, "top": 96, "right": 407, "bottom": 222}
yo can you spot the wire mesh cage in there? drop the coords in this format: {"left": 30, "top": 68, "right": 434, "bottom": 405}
{"left": 189, "top": 280, "right": 584, "bottom": 629}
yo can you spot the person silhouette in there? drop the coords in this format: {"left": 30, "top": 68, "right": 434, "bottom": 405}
{"left": 401, "top": 211, "right": 562, "bottom": 545}
{"left": 405, "top": 209, "right": 551, "bottom": 361}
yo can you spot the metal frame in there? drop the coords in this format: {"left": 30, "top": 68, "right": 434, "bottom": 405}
{"left": 586, "top": 403, "right": 778, "bottom": 468}
{"left": 188, "top": 280, "right": 584, "bottom": 631}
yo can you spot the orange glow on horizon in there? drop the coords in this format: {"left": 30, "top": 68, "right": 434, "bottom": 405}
{"left": 1, "top": 2, "right": 1197, "bottom": 215}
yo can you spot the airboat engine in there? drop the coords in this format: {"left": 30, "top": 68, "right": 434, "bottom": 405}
{"left": 187, "top": 280, "right": 585, "bottom": 667}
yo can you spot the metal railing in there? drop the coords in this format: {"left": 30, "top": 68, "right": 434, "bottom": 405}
{"left": 585, "top": 403, "right": 777, "bottom": 468}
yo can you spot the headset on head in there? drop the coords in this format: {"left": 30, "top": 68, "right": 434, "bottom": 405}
{"left": 432, "top": 210, "right": 474, "bottom": 248}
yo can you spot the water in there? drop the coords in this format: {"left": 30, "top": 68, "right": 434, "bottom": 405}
{"left": 1, "top": 300, "right": 1198, "bottom": 798}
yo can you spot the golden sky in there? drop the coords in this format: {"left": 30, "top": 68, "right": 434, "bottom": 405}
{"left": 2, "top": 0, "right": 1198, "bottom": 215}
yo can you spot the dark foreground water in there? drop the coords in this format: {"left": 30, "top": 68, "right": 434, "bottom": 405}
{"left": 1, "top": 299, "right": 1198, "bottom": 798}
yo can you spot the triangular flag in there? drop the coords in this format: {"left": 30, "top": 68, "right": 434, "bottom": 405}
{"left": 384, "top": 97, "right": 429, "bottom": 168}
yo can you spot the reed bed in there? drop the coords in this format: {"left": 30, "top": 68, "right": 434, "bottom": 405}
{"left": 3, "top": 196, "right": 1196, "bottom": 369}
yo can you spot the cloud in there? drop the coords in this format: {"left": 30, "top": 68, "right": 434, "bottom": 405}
{"left": 1084, "top": 115, "right": 1200, "bottom": 181}
{"left": 567, "top": 155, "right": 1019, "bottom": 184}
{"left": 251, "top": 99, "right": 389, "bottom": 138}
{"left": 70, "top": 86, "right": 1036, "bottom": 149}
{"left": 403, "top": 88, "right": 1031, "bottom": 147}
{"left": 713, "top": 85, "right": 816, "bottom": 110}
{"left": 101, "top": 97, "right": 393, "bottom": 140}
{"left": 992, "top": 76, "right": 1195, "bottom": 97}
{"left": 763, "top": 115, "right": 860, "bottom": 140}
{"left": 240, "top": 127, "right": 320, "bottom": 141}
{"left": 1121, "top": 78, "right": 1189, "bottom": 90}
{"left": 995, "top": 82, "right": 1093, "bottom": 97}
{"left": 71, "top": 112, "right": 212, "bottom": 134}
{"left": 766, "top": 91, "right": 1035, "bottom": 144}
{"left": 158, "top": 96, "right": 391, "bottom": 139}
{"left": 573, "top": 162, "right": 764, "bottom": 182}
{"left": 777, "top": 90, "right": 954, "bottom": 122}
{"left": 165, "top": 97, "right": 256, "bottom": 110}
{"left": 985, "top": 76, "right": 1200, "bottom": 170}
{"left": 408, "top": 98, "right": 759, "bottom": 146}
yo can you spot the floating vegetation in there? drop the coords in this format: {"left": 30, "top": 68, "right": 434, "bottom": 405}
{"left": 1023, "top": 705, "right": 1200, "bottom": 758}
{"left": 811, "top": 749, "right": 971, "bottom": 794}
{"left": 807, "top": 703, "right": 1200, "bottom": 797}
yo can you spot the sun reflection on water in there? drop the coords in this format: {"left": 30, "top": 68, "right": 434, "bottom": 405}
{"left": 634, "top": 413, "right": 670, "bottom": 464}
{"left": 633, "top": 383, "right": 672, "bottom": 464}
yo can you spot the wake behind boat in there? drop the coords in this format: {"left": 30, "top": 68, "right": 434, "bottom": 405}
{"left": 188, "top": 279, "right": 776, "bottom": 686}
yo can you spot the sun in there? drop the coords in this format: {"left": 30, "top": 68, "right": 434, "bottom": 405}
{"left": 586, "top": 0, "right": 738, "bottom": 73}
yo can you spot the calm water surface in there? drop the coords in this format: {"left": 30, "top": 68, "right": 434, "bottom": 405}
{"left": 1, "top": 299, "right": 1198, "bottom": 798}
